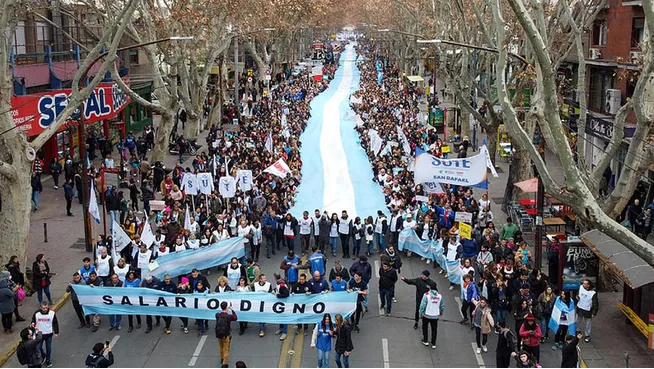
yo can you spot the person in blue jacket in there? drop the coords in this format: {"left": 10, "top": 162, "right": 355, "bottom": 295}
{"left": 123, "top": 271, "right": 141, "bottom": 332}
{"left": 460, "top": 237, "right": 478, "bottom": 260}
{"left": 434, "top": 204, "right": 455, "bottom": 229}
{"left": 460, "top": 273, "right": 479, "bottom": 327}
{"left": 311, "top": 313, "right": 334, "bottom": 368}
{"left": 280, "top": 250, "right": 300, "bottom": 285}
{"left": 262, "top": 211, "right": 279, "bottom": 258}
{"left": 308, "top": 247, "right": 327, "bottom": 277}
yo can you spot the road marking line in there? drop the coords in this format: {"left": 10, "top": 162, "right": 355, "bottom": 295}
{"left": 375, "top": 260, "right": 380, "bottom": 278}
{"left": 471, "top": 342, "right": 486, "bottom": 367}
{"left": 109, "top": 335, "right": 120, "bottom": 347}
{"left": 382, "top": 338, "right": 390, "bottom": 368}
{"left": 454, "top": 297, "right": 464, "bottom": 319}
{"left": 290, "top": 325, "right": 306, "bottom": 368}
{"left": 188, "top": 335, "right": 207, "bottom": 366}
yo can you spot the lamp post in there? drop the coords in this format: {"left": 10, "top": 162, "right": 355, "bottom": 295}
{"left": 77, "top": 35, "right": 192, "bottom": 253}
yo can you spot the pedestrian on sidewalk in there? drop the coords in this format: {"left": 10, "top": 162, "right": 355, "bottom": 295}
{"left": 31, "top": 174, "right": 42, "bottom": 212}
{"left": 63, "top": 178, "right": 75, "bottom": 216}
{"left": 31, "top": 255, "right": 53, "bottom": 306}
{"left": 333, "top": 314, "right": 354, "bottom": 368}
{"left": 215, "top": 301, "right": 238, "bottom": 368}
{"left": 49, "top": 159, "right": 62, "bottom": 190}
{"left": 66, "top": 272, "right": 90, "bottom": 329}
{"left": 418, "top": 285, "right": 444, "bottom": 349}
{"left": 401, "top": 270, "right": 438, "bottom": 330}
{"left": 31, "top": 301, "right": 59, "bottom": 368}
{"left": 5, "top": 256, "right": 26, "bottom": 322}
{"left": 575, "top": 279, "right": 598, "bottom": 343}
{"left": 1, "top": 271, "right": 16, "bottom": 334}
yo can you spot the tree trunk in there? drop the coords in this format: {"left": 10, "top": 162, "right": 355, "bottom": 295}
{"left": 0, "top": 160, "right": 30, "bottom": 268}
{"left": 152, "top": 113, "right": 173, "bottom": 163}
{"left": 184, "top": 110, "right": 200, "bottom": 139}
{"left": 485, "top": 124, "right": 499, "bottom": 165}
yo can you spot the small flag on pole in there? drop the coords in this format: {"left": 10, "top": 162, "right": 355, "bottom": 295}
{"left": 265, "top": 133, "right": 273, "bottom": 153}
{"left": 88, "top": 181, "right": 101, "bottom": 224}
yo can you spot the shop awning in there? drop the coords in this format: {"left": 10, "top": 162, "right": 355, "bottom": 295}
{"left": 406, "top": 75, "right": 424, "bottom": 82}
{"left": 581, "top": 230, "right": 654, "bottom": 288}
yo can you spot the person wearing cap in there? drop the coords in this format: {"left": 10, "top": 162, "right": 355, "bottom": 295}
{"left": 31, "top": 301, "right": 59, "bottom": 367}
{"left": 349, "top": 255, "right": 372, "bottom": 311}
{"left": 400, "top": 270, "right": 438, "bottom": 330}
{"left": 85, "top": 342, "right": 114, "bottom": 368}
{"left": 519, "top": 313, "right": 542, "bottom": 362}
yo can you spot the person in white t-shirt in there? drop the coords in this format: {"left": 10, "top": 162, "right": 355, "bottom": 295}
{"left": 312, "top": 209, "right": 322, "bottom": 247}
{"left": 299, "top": 211, "right": 313, "bottom": 255}
{"left": 237, "top": 219, "right": 254, "bottom": 263}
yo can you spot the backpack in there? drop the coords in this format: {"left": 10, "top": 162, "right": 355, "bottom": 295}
{"left": 16, "top": 342, "right": 28, "bottom": 365}
{"left": 215, "top": 313, "right": 230, "bottom": 339}
{"left": 86, "top": 354, "right": 105, "bottom": 368}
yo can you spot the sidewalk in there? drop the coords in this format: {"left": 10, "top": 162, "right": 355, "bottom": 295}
{"left": 0, "top": 115, "right": 213, "bottom": 365}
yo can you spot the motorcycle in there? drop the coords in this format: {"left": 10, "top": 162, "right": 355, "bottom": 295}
{"left": 168, "top": 138, "right": 200, "bottom": 156}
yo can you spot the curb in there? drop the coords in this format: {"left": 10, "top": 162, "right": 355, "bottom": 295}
{"left": 0, "top": 292, "right": 71, "bottom": 367}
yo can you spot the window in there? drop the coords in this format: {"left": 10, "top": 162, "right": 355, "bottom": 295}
{"left": 128, "top": 50, "right": 139, "bottom": 64}
{"left": 35, "top": 21, "right": 51, "bottom": 41}
{"left": 592, "top": 20, "right": 608, "bottom": 46}
{"left": 631, "top": 18, "right": 645, "bottom": 48}
{"left": 13, "top": 21, "right": 26, "bottom": 54}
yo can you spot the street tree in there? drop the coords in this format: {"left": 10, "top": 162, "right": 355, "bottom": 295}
{"left": 0, "top": 0, "right": 139, "bottom": 267}
{"left": 490, "top": 0, "right": 654, "bottom": 264}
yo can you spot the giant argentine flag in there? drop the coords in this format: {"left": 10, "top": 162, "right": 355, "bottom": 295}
{"left": 291, "top": 43, "right": 387, "bottom": 219}
{"left": 71, "top": 286, "right": 357, "bottom": 324}
{"left": 549, "top": 296, "right": 576, "bottom": 334}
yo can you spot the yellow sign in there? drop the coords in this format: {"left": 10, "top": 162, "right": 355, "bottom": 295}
{"left": 441, "top": 145, "right": 451, "bottom": 154}
{"left": 459, "top": 222, "right": 472, "bottom": 240}
{"left": 331, "top": 34, "right": 337, "bottom": 39}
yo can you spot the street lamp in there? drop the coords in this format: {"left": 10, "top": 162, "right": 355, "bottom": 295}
{"left": 77, "top": 35, "right": 192, "bottom": 253}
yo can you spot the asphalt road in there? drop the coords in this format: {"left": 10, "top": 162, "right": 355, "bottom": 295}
{"left": 3, "top": 244, "right": 572, "bottom": 368}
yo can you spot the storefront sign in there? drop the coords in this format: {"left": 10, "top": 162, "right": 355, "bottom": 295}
{"left": 11, "top": 81, "right": 131, "bottom": 137}
{"left": 562, "top": 243, "right": 599, "bottom": 290}
{"left": 587, "top": 115, "right": 613, "bottom": 140}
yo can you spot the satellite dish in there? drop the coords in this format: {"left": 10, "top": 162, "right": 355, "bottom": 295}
{"left": 26, "top": 147, "right": 36, "bottom": 162}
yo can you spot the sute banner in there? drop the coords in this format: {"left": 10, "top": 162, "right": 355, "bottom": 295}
{"left": 11, "top": 81, "right": 131, "bottom": 137}
{"left": 414, "top": 146, "right": 490, "bottom": 189}
{"left": 72, "top": 286, "right": 358, "bottom": 324}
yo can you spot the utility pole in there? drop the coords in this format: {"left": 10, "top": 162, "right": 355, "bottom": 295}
{"left": 77, "top": 104, "right": 93, "bottom": 253}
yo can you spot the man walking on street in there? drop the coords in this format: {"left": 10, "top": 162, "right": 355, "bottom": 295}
{"left": 31, "top": 302, "right": 58, "bottom": 368}
{"left": 63, "top": 179, "right": 75, "bottom": 216}
{"left": 576, "top": 279, "right": 598, "bottom": 343}
{"left": 66, "top": 272, "right": 90, "bottom": 329}
{"left": 378, "top": 262, "right": 398, "bottom": 316}
{"left": 401, "top": 270, "right": 438, "bottom": 330}
{"left": 215, "top": 301, "right": 238, "bottom": 368}
{"left": 419, "top": 286, "right": 444, "bottom": 349}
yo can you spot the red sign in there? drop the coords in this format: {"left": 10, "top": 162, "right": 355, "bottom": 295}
{"left": 11, "top": 81, "right": 131, "bottom": 137}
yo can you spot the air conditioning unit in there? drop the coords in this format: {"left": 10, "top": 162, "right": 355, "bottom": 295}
{"left": 605, "top": 88, "right": 621, "bottom": 115}
{"left": 589, "top": 48, "right": 601, "bottom": 60}
{"left": 629, "top": 51, "right": 642, "bottom": 63}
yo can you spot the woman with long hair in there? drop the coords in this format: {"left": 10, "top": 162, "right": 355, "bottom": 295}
{"left": 329, "top": 214, "right": 340, "bottom": 257}
{"left": 235, "top": 277, "right": 249, "bottom": 335}
{"left": 32, "top": 254, "right": 53, "bottom": 305}
{"left": 311, "top": 313, "right": 334, "bottom": 368}
{"left": 333, "top": 314, "right": 353, "bottom": 368}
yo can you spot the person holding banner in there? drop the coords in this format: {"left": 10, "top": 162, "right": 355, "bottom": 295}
{"left": 106, "top": 274, "right": 124, "bottom": 331}
{"left": 123, "top": 271, "right": 142, "bottom": 333}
